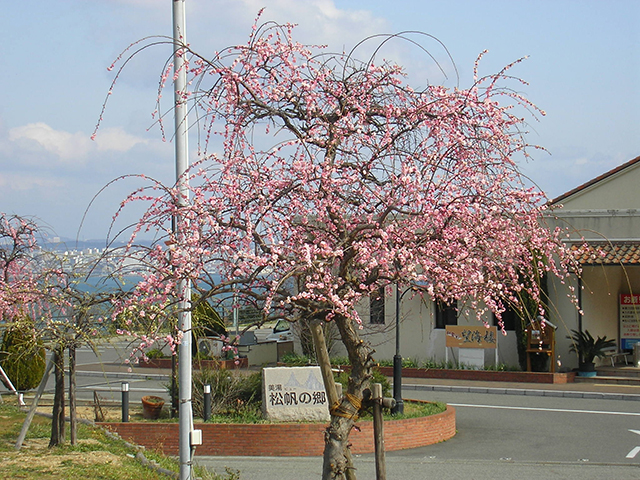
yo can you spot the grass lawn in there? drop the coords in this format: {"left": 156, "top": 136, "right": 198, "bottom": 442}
{"left": 0, "top": 399, "right": 233, "bottom": 480}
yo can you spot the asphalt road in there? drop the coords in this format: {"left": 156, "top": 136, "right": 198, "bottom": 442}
{"left": 407, "top": 389, "right": 640, "bottom": 465}
{"left": 197, "top": 389, "right": 640, "bottom": 479}
{"left": 195, "top": 456, "right": 640, "bottom": 480}
{"left": 4, "top": 342, "right": 640, "bottom": 479}
{"left": 0, "top": 342, "right": 172, "bottom": 405}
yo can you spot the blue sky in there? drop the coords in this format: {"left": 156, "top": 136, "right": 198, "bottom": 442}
{"left": 1, "top": 0, "right": 638, "bottom": 241}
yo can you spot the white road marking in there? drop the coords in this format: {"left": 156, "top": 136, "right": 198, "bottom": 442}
{"left": 593, "top": 384, "right": 640, "bottom": 389}
{"left": 449, "top": 403, "right": 640, "bottom": 417}
{"left": 630, "top": 429, "right": 640, "bottom": 436}
{"left": 626, "top": 446, "right": 640, "bottom": 459}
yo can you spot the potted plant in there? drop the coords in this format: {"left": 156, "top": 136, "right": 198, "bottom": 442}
{"left": 567, "top": 329, "right": 616, "bottom": 377}
{"left": 141, "top": 395, "right": 165, "bottom": 419}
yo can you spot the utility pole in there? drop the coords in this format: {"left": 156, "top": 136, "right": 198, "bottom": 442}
{"left": 392, "top": 285, "right": 405, "bottom": 415}
{"left": 172, "top": 1, "right": 194, "bottom": 479}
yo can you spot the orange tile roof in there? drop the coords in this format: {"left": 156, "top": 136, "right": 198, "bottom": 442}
{"left": 570, "top": 242, "right": 640, "bottom": 265}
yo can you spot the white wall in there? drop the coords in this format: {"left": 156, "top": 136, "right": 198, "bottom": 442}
{"left": 358, "top": 292, "right": 521, "bottom": 367}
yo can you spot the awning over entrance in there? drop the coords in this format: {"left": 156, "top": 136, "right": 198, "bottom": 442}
{"left": 570, "top": 242, "right": 640, "bottom": 265}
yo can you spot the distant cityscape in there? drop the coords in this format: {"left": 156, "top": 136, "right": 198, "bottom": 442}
{"left": 37, "top": 237, "right": 145, "bottom": 281}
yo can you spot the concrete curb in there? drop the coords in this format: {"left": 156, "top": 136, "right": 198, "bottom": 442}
{"left": 403, "top": 383, "right": 640, "bottom": 401}
{"left": 75, "top": 370, "right": 171, "bottom": 381}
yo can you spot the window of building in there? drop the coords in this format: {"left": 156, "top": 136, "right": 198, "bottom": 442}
{"left": 493, "top": 307, "right": 518, "bottom": 331}
{"left": 435, "top": 301, "right": 457, "bottom": 329}
{"left": 370, "top": 287, "right": 385, "bottom": 324}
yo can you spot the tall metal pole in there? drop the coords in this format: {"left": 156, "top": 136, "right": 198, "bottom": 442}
{"left": 392, "top": 284, "right": 404, "bottom": 415}
{"left": 172, "top": 1, "right": 193, "bottom": 479}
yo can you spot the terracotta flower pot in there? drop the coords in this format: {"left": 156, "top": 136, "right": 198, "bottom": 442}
{"left": 141, "top": 395, "right": 165, "bottom": 419}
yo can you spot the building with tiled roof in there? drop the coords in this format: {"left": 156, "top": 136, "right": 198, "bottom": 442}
{"left": 570, "top": 242, "right": 640, "bottom": 265}
{"left": 547, "top": 155, "right": 640, "bottom": 367}
{"left": 339, "top": 156, "right": 640, "bottom": 372}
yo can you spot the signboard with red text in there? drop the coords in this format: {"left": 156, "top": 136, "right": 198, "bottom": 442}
{"left": 620, "top": 294, "right": 640, "bottom": 350}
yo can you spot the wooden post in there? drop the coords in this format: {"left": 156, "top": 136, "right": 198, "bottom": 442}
{"left": 69, "top": 344, "right": 77, "bottom": 445}
{"left": 372, "top": 383, "right": 386, "bottom": 480}
{"left": 310, "top": 320, "right": 339, "bottom": 406}
{"left": 310, "top": 320, "right": 357, "bottom": 480}
{"left": 15, "top": 356, "right": 54, "bottom": 450}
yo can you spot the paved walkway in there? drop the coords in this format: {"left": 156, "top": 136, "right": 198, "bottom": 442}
{"left": 399, "top": 376, "right": 640, "bottom": 401}
{"left": 7, "top": 359, "right": 639, "bottom": 480}
{"left": 69, "top": 359, "right": 640, "bottom": 400}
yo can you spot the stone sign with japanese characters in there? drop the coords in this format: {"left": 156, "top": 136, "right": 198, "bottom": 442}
{"left": 262, "top": 366, "right": 330, "bottom": 421}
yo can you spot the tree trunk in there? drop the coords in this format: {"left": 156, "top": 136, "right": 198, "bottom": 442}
{"left": 49, "top": 346, "right": 65, "bottom": 448}
{"left": 316, "top": 315, "right": 374, "bottom": 480}
{"left": 311, "top": 321, "right": 355, "bottom": 480}
{"left": 68, "top": 344, "right": 77, "bottom": 445}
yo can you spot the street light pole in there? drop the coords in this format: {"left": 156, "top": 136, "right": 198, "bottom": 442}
{"left": 172, "top": 1, "right": 193, "bottom": 479}
{"left": 392, "top": 284, "right": 405, "bottom": 415}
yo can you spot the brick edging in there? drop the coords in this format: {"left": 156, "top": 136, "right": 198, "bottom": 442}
{"left": 139, "top": 358, "right": 248, "bottom": 369}
{"left": 376, "top": 366, "right": 575, "bottom": 384}
{"left": 99, "top": 403, "right": 455, "bottom": 457}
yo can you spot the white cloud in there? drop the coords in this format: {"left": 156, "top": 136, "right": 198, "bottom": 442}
{"left": 109, "top": 0, "right": 163, "bottom": 9}
{"left": 191, "top": 0, "right": 389, "bottom": 52}
{"left": 0, "top": 172, "right": 65, "bottom": 192}
{"left": 184, "top": 1, "right": 449, "bottom": 88}
{"left": 8, "top": 122, "right": 149, "bottom": 164}
{"left": 9, "top": 123, "right": 93, "bottom": 163}
{"left": 102, "top": 0, "right": 388, "bottom": 50}
{"left": 94, "top": 126, "right": 149, "bottom": 152}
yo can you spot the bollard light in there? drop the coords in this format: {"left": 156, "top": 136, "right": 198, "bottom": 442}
{"left": 203, "top": 384, "right": 211, "bottom": 422}
{"left": 393, "top": 285, "right": 409, "bottom": 415}
{"left": 121, "top": 382, "right": 130, "bottom": 423}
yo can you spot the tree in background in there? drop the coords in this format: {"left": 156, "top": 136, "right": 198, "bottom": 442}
{"left": 106, "top": 17, "right": 579, "bottom": 480}
{"left": 0, "top": 215, "right": 43, "bottom": 324}
{"left": 0, "top": 213, "right": 123, "bottom": 447}
{"left": 1, "top": 317, "right": 46, "bottom": 392}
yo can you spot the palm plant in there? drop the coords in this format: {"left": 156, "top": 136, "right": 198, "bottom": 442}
{"left": 567, "top": 329, "right": 616, "bottom": 370}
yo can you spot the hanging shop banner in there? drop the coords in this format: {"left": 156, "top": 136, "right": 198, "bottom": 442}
{"left": 620, "top": 294, "right": 640, "bottom": 350}
{"left": 446, "top": 325, "right": 497, "bottom": 349}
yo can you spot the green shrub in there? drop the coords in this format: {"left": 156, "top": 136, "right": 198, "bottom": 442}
{"left": 145, "top": 348, "right": 167, "bottom": 359}
{"left": 1, "top": 320, "right": 46, "bottom": 391}
{"left": 402, "top": 357, "right": 420, "bottom": 368}
{"left": 330, "top": 356, "right": 350, "bottom": 367}
{"left": 192, "top": 294, "right": 227, "bottom": 338}
{"left": 333, "top": 368, "right": 391, "bottom": 398}
{"left": 374, "top": 358, "right": 419, "bottom": 368}
{"left": 190, "top": 368, "right": 263, "bottom": 419}
{"left": 375, "top": 359, "right": 394, "bottom": 367}
{"left": 280, "top": 351, "right": 311, "bottom": 366}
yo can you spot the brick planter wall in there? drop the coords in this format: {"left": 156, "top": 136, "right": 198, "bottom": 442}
{"left": 139, "top": 357, "right": 248, "bottom": 370}
{"left": 100, "top": 403, "right": 455, "bottom": 457}
{"left": 375, "top": 367, "right": 575, "bottom": 384}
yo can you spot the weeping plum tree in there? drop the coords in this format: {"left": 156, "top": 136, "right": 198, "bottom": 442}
{"left": 0, "top": 214, "right": 67, "bottom": 446}
{"left": 0, "top": 214, "right": 122, "bottom": 447}
{"left": 105, "top": 17, "right": 578, "bottom": 480}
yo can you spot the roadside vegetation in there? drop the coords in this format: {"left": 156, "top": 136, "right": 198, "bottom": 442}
{"left": 280, "top": 351, "right": 522, "bottom": 372}
{"left": 187, "top": 365, "right": 445, "bottom": 424}
{"left": 0, "top": 399, "right": 234, "bottom": 479}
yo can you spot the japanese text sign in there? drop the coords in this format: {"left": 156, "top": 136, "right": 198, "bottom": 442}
{"left": 446, "top": 325, "right": 497, "bottom": 349}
